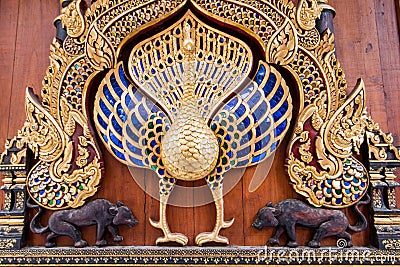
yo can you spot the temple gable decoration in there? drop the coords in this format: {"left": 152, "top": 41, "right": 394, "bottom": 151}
{"left": 0, "top": 0, "right": 398, "bottom": 255}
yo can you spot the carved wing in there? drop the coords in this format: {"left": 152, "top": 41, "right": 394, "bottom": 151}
{"left": 212, "top": 62, "right": 292, "bottom": 168}
{"left": 287, "top": 79, "right": 369, "bottom": 207}
{"left": 324, "top": 79, "right": 367, "bottom": 158}
{"left": 22, "top": 88, "right": 66, "bottom": 161}
{"left": 94, "top": 62, "right": 171, "bottom": 168}
{"left": 23, "top": 89, "right": 102, "bottom": 210}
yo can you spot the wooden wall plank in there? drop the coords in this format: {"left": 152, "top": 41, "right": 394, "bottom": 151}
{"left": 396, "top": 0, "right": 400, "bottom": 34}
{"left": 0, "top": 0, "right": 19, "bottom": 150}
{"left": 332, "top": 0, "right": 388, "bottom": 130}
{"left": 8, "top": 0, "right": 59, "bottom": 137}
{"left": 373, "top": 0, "right": 400, "bottom": 138}
{"left": 10, "top": 0, "right": 60, "bottom": 247}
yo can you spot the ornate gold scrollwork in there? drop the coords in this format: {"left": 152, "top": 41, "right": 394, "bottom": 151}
{"left": 365, "top": 116, "right": 400, "bottom": 161}
{"left": 18, "top": 88, "right": 102, "bottom": 210}
{"left": 287, "top": 80, "right": 369, "bottom": 208}
{"left": 86, "top": 25, "right": 115, "bottom": 70}
{"left": 57, "top": 0, "right": 86, "bottom": 38}
{"left": 0, "top": 0, "right": 380, "bottom": 217}
{"left": 296, "top": 0, "right": 323, "bottom": 31}
{"left": 324, "top": 79, "right": 367, "bottom": 158}
{"left": 382, "top": 239, "right": 400, "bottom": 250}
{"left": 266, "top": 18, "right": 298, "bottom": 65}
{"left": 20, "top": 88, "right": 66, "bottom": 162}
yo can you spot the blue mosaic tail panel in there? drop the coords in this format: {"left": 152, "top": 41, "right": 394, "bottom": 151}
{"left": 94, "top": 62, "right": 170, "bottom": 167}
{"left": 212, "top": 62, "right": 292, "bottom": 167}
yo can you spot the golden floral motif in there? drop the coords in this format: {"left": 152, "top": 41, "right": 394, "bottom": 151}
{"left": 0, "top": 239, "right": 16, "bottom": 249}
{"left": 76, "top": 137, "right": 89, "bottom": 168}
{"left": 311, "top": 113, "right": 323, "bottom": 130}
{"left": 372, "top": 188, "right": 383, "bottom": 209}
{"left": 15, "top": 192, "right": 24, "bottom": 210}
{"left": 382, "top": 239, "right": 400, "bottom": 250}
{"left": 58, "top": 0, "right": 86, "bottom": 38}
{"left": 388, "top": 188, "right": 397, "bottom": 209}
{"left": 266, "top": 18, "right": 298, "bottom": 65}
{"left": 10, "top": 149, "right": 26, "bottom": 165}
{"left": 296, "top": 0, "right": 323, "bottom": 31}
{"left": 86, "top": 25, "right": 115, "bottom": 70}
{"left": 298, "top": 132, "right": 313, "bottom": 163}
{"left": 3, "top": 192, "right": 11, "bottom": 211}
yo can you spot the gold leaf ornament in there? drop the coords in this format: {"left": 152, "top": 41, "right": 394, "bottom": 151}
{"left": 86, "top": 25, "right": 115, "bottom": 70}
{"left": 20, "top": 88, "right": 66, "bottom": 162}
{"left": 266, "top": 18, "right": 298, "bottom": 65}
{"left": 58, "top": 0, "right": 86, "bottom": 38}
{"left": 324, "top": 79, "right": 368, "bottom": 158}
{"left": 296, "top": 0, "right": 323, "bottom": 31}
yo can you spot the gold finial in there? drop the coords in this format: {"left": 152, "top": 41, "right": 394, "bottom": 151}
{"left": 182, "top": 22, "right": 196, "bottom": 88}
{"left": 183, "top": 23, "right": 195, "bottom": 59}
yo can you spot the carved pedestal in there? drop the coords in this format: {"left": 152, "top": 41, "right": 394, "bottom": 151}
{"left": 0, "top": 138, "right": 30, "bottom": 249}
{"left": 367, "top": 120, "right": 400, "bottom": 249}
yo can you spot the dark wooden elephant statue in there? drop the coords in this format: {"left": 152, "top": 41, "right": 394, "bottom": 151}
{"left": 252, "top": 196, "right": 369, "bottom": 248}
{"left": 29, "top": 198, "right": 138, "bottom": 248}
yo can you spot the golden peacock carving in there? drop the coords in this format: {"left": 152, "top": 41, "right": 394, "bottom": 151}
{"left": 7, "top": 0, "right": 372, "bottom": 247}
{"left": 93, "top": 13, "right": 292, "bottom": 245}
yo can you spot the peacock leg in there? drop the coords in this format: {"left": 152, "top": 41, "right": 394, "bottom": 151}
{"left": 195, "top": 175, "right": 234, "bottom": 246}
{"left": 149, "top": 177, "right": 188, "bottom": 245}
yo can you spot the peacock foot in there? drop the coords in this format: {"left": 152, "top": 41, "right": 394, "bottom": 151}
{"left": 195, "top": 218, "right": 234, "bottom": 246}
{"left": 155, "top": 233, "right": 188, "bottom": 245}
{"left": 195, "top": 231, "right": 229, "bottom": 246}
{"left": 150, "top": 218, "right": 188, "bottom": 245}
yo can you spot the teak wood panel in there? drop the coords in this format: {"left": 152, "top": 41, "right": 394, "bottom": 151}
{"left": 0, "top": 0, "right": 399, "bottom": 247}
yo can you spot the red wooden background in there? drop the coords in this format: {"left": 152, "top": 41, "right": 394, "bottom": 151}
{"left": 0, "top": 0, "right": 399, "bottom": 247}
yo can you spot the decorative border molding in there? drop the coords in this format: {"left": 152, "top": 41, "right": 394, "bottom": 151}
{"left": 0, "top": 246, "right": 398, "bottom": 265}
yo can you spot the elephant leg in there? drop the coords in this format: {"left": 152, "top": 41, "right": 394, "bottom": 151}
{"left": 285, "top": 223, "right": 298, "bottom": 248}
{"left": 95, "top": 224, "right": 107, "bottom": 246}
{"left": 269, "top": 226, "right": 284, "bottom": 245}
{"left": 107, "top": 225, "right": 123, "bottom": 242}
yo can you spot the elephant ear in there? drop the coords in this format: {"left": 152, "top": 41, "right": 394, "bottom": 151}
{"left": 272, "top": 208, "right": 281, "bottom": 216}
{"left": 266, "top": 202, "right": 274, "bottom": 207}
{"left": 108, "top": 205, "right": 118, "bottom": 216}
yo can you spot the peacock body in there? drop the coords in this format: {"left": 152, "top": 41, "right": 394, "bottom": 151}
{"left": 93, "top": 13, "right": 292, "bottom": 245}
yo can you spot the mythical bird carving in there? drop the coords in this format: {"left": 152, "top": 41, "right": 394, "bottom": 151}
{"left": 93, "top": 13, "right": 293, "bottom": 245}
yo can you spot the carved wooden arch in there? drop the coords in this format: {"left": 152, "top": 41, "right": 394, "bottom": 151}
{"left": 14, "top": 0, "right": 365, "bottom": 211}
{"left": 0, "top": 0, "right": 399, "bottom": 251}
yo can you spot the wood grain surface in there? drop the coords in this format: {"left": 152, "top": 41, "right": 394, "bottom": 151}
{"left": 0, "top": 0, "right": 399, "bottom": 247}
